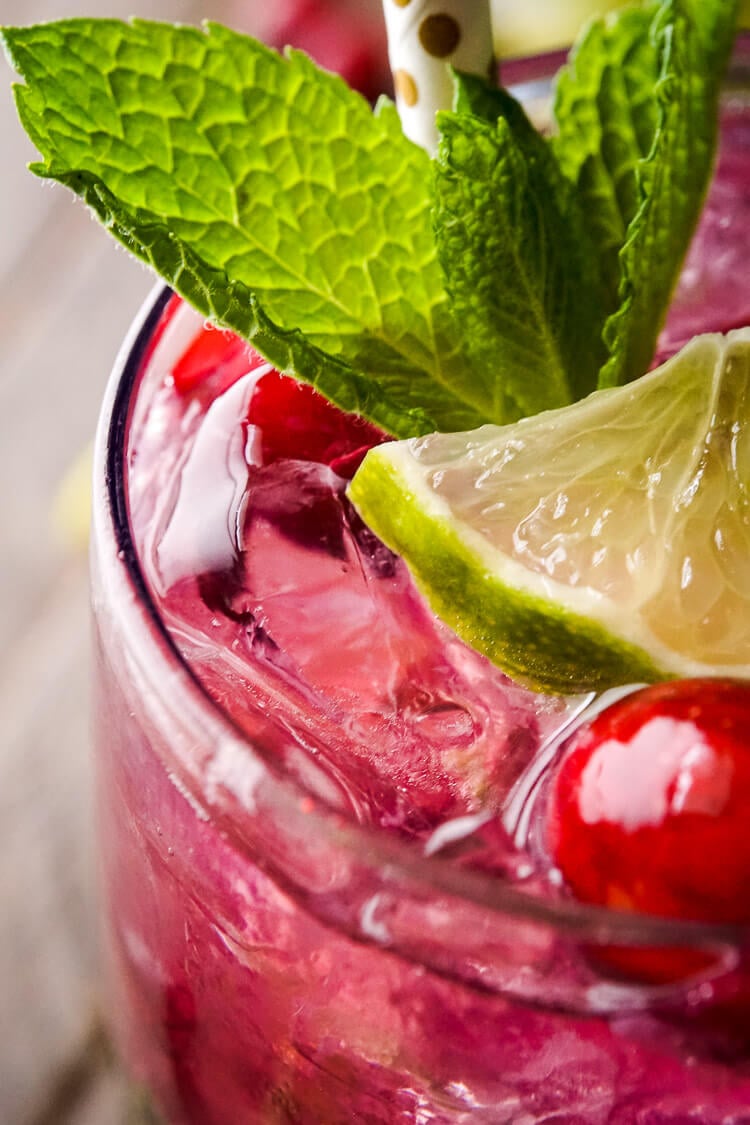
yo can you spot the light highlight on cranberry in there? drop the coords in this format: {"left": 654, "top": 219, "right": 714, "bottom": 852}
{"left": 548, "top": 679, "right": 750, "bottom": 979}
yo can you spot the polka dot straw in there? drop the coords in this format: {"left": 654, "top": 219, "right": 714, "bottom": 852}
{"left": 382, "top": 0, "right": 496, "bottom": 152}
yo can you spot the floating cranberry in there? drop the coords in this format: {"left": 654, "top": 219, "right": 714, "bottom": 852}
{"left": 548, "top": 679, "right": 750, "bottom": 981}
{"left": 248, "top": 370, "right": 387, "bottom": 477}
{"left": 172, "top": 325, "right": 257, "bottom": 398}
{"left": 171, "top": 321, "right": 387, "bottom": 477}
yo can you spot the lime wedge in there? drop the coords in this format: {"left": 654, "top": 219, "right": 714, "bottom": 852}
{"left": 348, "top": 331, "right": 750, "bottom": 693}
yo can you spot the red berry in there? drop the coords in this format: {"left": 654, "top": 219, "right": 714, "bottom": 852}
{"left": 248, "top": 370, "right": 387, "bottom": 477}
{"left": 170, "top": 321, "right": 387, "bottom": 477}
{"left": 548, "top": 679, "right": 750, "bottom": 980}
{"left": 172, "top": 325, "right": 258, "bottom": 398}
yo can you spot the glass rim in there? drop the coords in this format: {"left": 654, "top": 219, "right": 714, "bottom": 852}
{"left": 93, "top": 39, "right": 750, "bottom": 976}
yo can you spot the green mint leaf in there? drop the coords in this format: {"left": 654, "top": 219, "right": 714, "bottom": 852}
{"left": 1, "top": 18, "right": 487, "bottom": 437}
{"left": 2, "top": 4, "right": 739, "bottom": 433}
{"left": 433, "top": 76, "right": 608, "bottom": 415}
{"left": 553, "top": 0, "right": 739, "bottom": 389}
{"left": 59, "top": 168, "right": 439, "bottom": 437}
{"left": 552, "top": 8, "right": 657, "bottom": 319}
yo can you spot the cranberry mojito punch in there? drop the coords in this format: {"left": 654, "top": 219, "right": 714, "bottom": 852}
{"left": 4, "top": 1, "right": 750, "bottom": 1121}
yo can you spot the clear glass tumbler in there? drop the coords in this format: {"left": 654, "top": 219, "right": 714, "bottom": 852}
{"left": 91, "top": 43, "right": 750, "bottom": 1125}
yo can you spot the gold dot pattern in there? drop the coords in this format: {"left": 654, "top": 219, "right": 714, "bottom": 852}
{"left": 418, "top": 14, "right": 461, "bottom": 59}
{"left": 383, "top": 0, "right": 494, "bottom": 151}
{"left": 394, "top": 68, "right": 419, "bottom": 107}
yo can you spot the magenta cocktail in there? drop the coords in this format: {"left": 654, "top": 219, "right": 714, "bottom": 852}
{"left": 90, "top": 41, "right": 750, "bottom": 1124}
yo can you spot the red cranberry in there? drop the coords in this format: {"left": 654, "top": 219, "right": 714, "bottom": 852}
{"left": 172, "top": 323, "right": 387, "bottom": 477}
{"left": 172, "top": 325, "right": 256, "bottom": 398}
{"left": 248, "top": 369, "right": 387, "bottom": 477}
{"left": 548, "top": 679, "right": 750, "bottom": 980}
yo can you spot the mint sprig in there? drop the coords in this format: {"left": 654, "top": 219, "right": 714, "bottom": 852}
{"left": 553, "top": 0, "right": 739, "bottom": 388}
{"left": 433, "top": 77, "right": 608, "bottom": 414}
{"left": 606, "top": 0, "right": 740, "bottom": 387}
{"left": 435, "top": 0, "right": 738, "bottom": 399}
{"left": 2, "top": 18, "right": 485, "bottom": 438}
{"left": 551, "top": 6, "right": 659, "bottom": 327}
{"left": 1, "top": 2, "right": 740, "bottom": 433}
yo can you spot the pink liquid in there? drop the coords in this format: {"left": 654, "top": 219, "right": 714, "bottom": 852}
{"left": 92, "top": 72, "right": 750, "bottom": 1124}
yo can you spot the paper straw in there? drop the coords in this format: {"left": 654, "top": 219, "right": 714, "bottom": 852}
{"left": 382, "top": 0, "right": 496, "bottom": 153}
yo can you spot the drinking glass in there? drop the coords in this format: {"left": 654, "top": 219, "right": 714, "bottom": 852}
{"left": 91, "top": 41, "right": 750, "bottom": 1124}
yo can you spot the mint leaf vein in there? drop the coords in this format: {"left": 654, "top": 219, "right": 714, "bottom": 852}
{"left": 2, "top": 18, "right": 487, "bottom": 437}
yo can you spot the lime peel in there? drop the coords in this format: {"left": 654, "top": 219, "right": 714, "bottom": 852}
{"left": 349, "top": 451, "right": 668, "bottom": 693}
{"left": 349, "top": 330, "right": 750, "bottom": 694}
